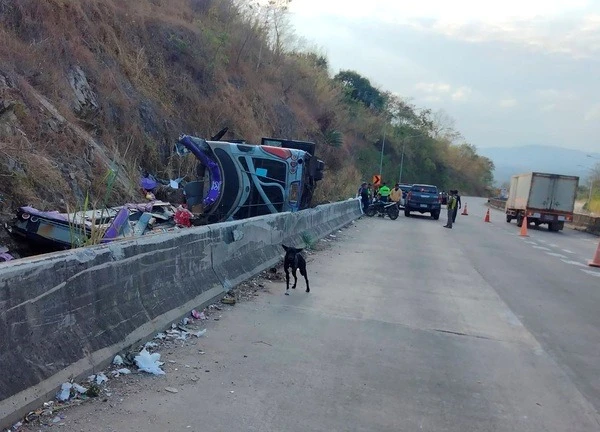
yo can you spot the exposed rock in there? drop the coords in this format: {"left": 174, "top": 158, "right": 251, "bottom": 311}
{"left": 68, "top": 66, "right": 100, "bottom": 119}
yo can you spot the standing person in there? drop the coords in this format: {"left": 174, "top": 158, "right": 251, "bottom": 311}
{"left": 444, "top": 191, "right": 457, "bottom": 229}
{"left": 367, "top": 183, "right": 374, "bottom": 202}
{"left": 378, "top": 182, "right": 391, "bottom": 203}
{"left": 390, "top": 183, "right": 402, "bottom": 208}
{"left": 452, "top": 190, "right": 462, "bottom": 223}
{"left": 359, "top": 182, "right": 369, "bottom": 213}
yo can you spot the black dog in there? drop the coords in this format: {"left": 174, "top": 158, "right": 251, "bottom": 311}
{"left": 282, "top": 244, "right": 310, "bottom": 295}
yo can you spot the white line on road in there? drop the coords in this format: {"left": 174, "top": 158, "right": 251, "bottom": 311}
{"left": 533, "top": 246, "right": 551, "bottom": 251}
{"left": 581, "top": 269, "right": 600, "bottom": 277}
{"left": 525, "top": 241, "right": 537, "bottom": 245}
{"left": 546, "top": 252, "right": 568, "bottom": 259}
{"left": 549, "top": 244, "right": 559, "bottom": 248}
{"left": 560, "top": 259, "right": 587, "bottom": 267}
{"left": 562, "top": 249, "right": 575, "bottom": 254}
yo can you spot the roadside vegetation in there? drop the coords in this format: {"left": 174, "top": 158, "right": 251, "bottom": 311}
{"left": 0, "top": 0, "right": 495, "bottom": 223}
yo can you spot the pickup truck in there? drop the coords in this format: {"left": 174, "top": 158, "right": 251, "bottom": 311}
{"left": 404, "top": 184, "right": 441, "bottom": 220}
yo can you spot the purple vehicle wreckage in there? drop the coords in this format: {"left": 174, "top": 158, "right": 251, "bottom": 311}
{"left": 6, "top": 133, "right": 324, "bottom": 253}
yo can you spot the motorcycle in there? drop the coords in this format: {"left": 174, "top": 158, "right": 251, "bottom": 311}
{"left": 364, "top": 199, "right": 399, "bottom": 220}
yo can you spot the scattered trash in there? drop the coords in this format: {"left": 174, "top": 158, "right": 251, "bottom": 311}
{"left": 221, "top": 296, "right": 236, "bottom": 305}
{"left": 72, "top": 383, "right": 88, "bottom": 394}
{"left": 144, "top": 341, "right": 159, "bottom": 349}
{"left": 112, "top": 355, "right": 124, "bottom": 366}
{"left": 112, "top": 368, "right": 132, "bottom": 377}
{"left": 134, "top": 348, "right": 165, "bottom": 375}
{"left": 164, "top": 387, "right": 179, "bottom": 394}
{"left": 154, "top": 332, "right": 167, "bottom": 340}
{"left": 11, "top": 421, "right": 23, "bottom": 430}
{"left": 191, "top": 309, "right": 202, "bottom": 320}
{"left": 193, "top": 329, "right": 207, "bottom": 338}
{"left": 56, "top": 383, "right": 72, "bottom": 402}
{"left": 94, "top": 372, "right": 108, "bottom": 385}
{"left": 52, "top": 415, "right": 62, "bottom": 423}
{"left": 0, "top": 245, "right": 14, "bottom": 262}
{"left": 181, "top": 317, "right": 191, "bottom": 326}
{"left": 176, "top": 332, "right": 190, "bottom": 341}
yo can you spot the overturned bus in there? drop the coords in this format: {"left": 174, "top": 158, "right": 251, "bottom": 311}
{"left": 175, "top": 135, "right": 325, "bottom": 223}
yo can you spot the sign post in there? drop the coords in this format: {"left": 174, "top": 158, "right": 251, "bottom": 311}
{"left": 373, "top": 174, "right": 381, "bottom": 187}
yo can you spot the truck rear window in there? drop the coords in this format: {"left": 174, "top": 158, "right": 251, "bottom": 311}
{"left": 412, "top": 186, "right": 437, "bottom": 193}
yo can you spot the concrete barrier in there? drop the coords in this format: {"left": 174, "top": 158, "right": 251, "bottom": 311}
{"left": 0, "top": 199, "right": 362, "bottom": 427}
{"left": 572, "top": 213, "right": 600, "bottom": 236}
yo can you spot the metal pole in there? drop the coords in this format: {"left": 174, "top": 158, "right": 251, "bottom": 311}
{"left": 589, "top": 177, "right": 594, "bottom": 206}
{"left": 398, "top": 140, "right": 406, "bottom": 184}
{"left": 378, "top": 130, "right": 386, "bottom": 178}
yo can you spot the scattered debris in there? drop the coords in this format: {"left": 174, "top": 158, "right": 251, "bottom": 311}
{"left": 72, "top": 383, "right": 88, "bottom": 394}
{"left": 134, "top": 348, "right": 165, "bottom": 375}
{"left": 87, "top": 372, "right": 109, "bottom": 385}
{"left": 112, "top": 354, "right": 124, "bottom": 366}
{"left": 56, "top": 383, "right": 72, "bottom": 402}
{"left": 0, "top": 245, "right": 13, "bottom": 262}
{"left": 112, "top": 368, "right": 132, "bottom": 377}
{"left": 192, "top": 329, "right": 207, "bottom": 338}
{"left": 164, "top": 387, "right": 179, "bottom": 394}
{"left": 144, "top": 341, "right": 159, "bottom": 349}
{"left": 221, "top": 296, "right": 236, "bottom": 305}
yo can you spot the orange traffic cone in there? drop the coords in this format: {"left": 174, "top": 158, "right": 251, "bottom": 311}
{"left": 589, "top": 239, "right": 600, "bottom": 268}
{"left": 484, "top": 209, "right": 491, "bottom": 223}
{"left": 519, "top": 216, "right": 529, "bottom": 237}
{"left": 461, "top": 204, "right": 468, "bottom": 216}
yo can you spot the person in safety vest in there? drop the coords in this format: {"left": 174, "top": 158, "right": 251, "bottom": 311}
{"left": 444, "top": 190, "right": 457, "bottom": 229}
{"left": 378, "top": 182, "right": 391, "bottom": 203}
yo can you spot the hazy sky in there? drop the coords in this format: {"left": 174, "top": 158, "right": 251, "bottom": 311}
{"left": 288, "top": 0, "right": 600, "bottom": 152}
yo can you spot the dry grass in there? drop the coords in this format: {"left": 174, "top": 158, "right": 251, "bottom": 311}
{"left": 0, "top": 0, "right": 392, "bottom": 218}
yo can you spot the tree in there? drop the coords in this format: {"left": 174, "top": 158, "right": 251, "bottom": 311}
{"left": 334, "top": 70, "right": 386, "bottom": 111}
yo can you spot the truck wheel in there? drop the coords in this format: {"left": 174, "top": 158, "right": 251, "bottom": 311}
{"left": 516, "top": 215, "right": 523, "bottom": 227}
{"left": 404, "top": 208, "right": 411, "bottom": 217}
{"left": 431, "top": 211, "right": 440, "bottom": 220}
{"left": 506, "top": 215, "right": 512, "bottom": 223}
{"left": 548, "top": 222, "right": 563, "bottom": 232}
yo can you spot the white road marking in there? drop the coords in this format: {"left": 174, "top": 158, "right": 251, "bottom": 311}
{"left": 533, "top": 246, "right": 551, "bottom": 251}
{"left": 549, "top": 244, "right": 559, "bottom": 248}
{"left": 560, "top": 259, "right": 587, "bottom": 267}
{"left": 581, "top": 269, "right": 600, "bottom": 277}
{"left": 546, "top": 252, "right": 568, "bottom": 259}
{"left": 525, "top": 241, "right": 537, "bottom": 245}
{"left": 562, "top": 249, "right": 575, "bottom": 254}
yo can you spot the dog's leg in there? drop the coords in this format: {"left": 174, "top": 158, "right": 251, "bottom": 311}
{"left": 300, "top": 265, "right": 310, "bottom": 293}
{"left": 292, "top": 267, "right": 298, "bottom": 289}
{"left": 284, "top": 265, "right": 290, "bottom": 295}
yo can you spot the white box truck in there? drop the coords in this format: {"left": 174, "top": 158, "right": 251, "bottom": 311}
{"left": 505, "top": 172, "right": 579, "bottom": 232}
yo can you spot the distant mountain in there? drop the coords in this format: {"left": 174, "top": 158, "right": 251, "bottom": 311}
{"left": 478, "top": 145, "right": 600, "bottom": 186}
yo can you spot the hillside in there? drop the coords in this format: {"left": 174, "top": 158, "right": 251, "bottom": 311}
{"left": 479, "top": 145, "right": 600, "bottom": 185}
{"left": 0, "top": 0, "right": 494, "bottom": 243}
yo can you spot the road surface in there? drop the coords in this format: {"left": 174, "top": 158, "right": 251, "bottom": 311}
{"left": 21, "top": 197, "right": 600, "bottom": 431}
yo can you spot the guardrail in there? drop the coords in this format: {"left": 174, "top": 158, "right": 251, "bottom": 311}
{"left": 0, "top": 199, "right": 363, "bottom": 428}
{"left": 486, "top": 198, "right": 600, "bottom": 235}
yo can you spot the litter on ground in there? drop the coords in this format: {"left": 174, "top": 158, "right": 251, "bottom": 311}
{"left": 134, "top": 348, "right": 165, "bottom": 375}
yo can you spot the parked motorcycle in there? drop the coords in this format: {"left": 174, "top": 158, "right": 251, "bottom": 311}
{"left": 365, "top": 200, "right": 399, "bottom": 220}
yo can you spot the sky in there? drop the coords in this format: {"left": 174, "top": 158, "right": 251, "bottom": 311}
{"left": 288, "top": 0, "right": 600, "bottom": 153}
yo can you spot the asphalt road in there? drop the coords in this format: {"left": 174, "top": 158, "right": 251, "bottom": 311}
{"left": 23, "top": 198, "right": 600, "bottom": 431}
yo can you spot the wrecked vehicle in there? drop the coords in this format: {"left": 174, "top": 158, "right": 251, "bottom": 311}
{"left": 7, "top": 202, "right": 180, "bottom": 251}
{"left": 175, "top": 134, "right": 325, "bottom": 223}
{"left": 5, "top": 132, "right": 325, "bottom": 253}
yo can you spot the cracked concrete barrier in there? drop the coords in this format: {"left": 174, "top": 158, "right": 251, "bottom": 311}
{"left": 0, "top": 199, "right": 362, "bottom": 427}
